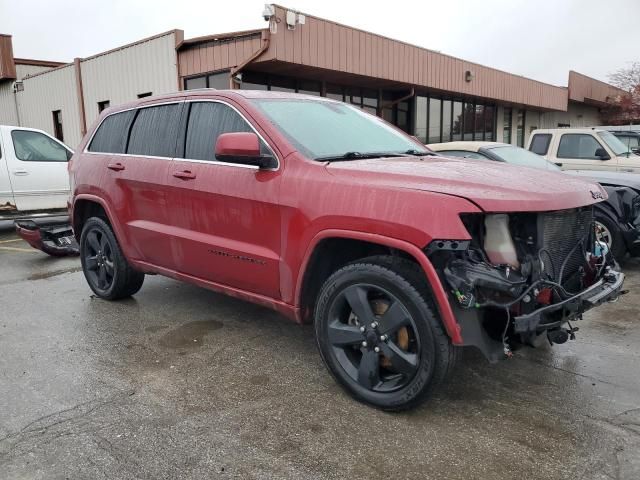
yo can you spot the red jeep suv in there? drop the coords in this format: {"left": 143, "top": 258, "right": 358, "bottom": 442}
{"left": 69, "top": 90, "right": 624, "bottom": 410}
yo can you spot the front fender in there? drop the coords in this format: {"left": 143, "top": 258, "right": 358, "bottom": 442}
{"left": 294, "top": 229, "right": 463, "bottom": 345}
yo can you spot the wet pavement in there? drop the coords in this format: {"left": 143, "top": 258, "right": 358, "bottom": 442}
{"left": 1, "top": 225, "right": 639, "bottom": 479}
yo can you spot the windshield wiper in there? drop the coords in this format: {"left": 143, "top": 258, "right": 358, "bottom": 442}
{"left": 316, "top": 151, "right": 407, "bottom": 162}
{"left": 402, "top": 149, "right": 436, "bottom": 156}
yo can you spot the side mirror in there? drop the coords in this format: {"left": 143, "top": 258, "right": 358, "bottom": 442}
{"left": 595, "top": 148, "right": 610, "bottom": 160}
{"left": 215, "top": 132, "right": 277, "bottom": 169}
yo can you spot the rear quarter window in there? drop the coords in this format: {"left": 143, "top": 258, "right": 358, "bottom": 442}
{"left": 88, "top": 110, "right": 136, "bottom": 153}
{"left": 529, "top": 133, "right": 551, "bottom": 155}
{"left": 127, "top": 103, "right": 182, "bottom": 157}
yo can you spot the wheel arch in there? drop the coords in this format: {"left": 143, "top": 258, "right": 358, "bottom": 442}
{"left": 295, "top": 229, "right": 463, "bottom": 345}
{"left": 72, "top": 195, "right": 122, "bottom": 242}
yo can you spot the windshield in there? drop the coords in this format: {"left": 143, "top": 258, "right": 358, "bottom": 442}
{"left": 488, "top": 145, "right": 560, "bottom": 171}
{"left": 598, "top": 131, "right": 630, "bottom": 156}
{"left": 251, "top": 98, "right": 429, "bottom": 160}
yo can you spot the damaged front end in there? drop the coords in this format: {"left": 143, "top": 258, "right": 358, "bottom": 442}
{"left": 428, "top": 207, "right": 625, "bottom": 362}
{"left": 15, "top": 218, "right": 79, "bottom": 257}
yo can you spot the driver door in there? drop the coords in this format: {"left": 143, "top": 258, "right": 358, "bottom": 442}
{"left": 5, "top": 127, "right": 72, "bottom": 211}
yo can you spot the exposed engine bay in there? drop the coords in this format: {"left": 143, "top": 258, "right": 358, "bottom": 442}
{"left": 428, "top": 207, "right": 625, "bottom": 362}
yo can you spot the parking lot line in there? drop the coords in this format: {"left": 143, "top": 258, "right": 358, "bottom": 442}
{"left": 0, "top": 246, "right": 37, "bottom": 253}
{"left": 0, "top": 238, "right": 23, "bottom": 244}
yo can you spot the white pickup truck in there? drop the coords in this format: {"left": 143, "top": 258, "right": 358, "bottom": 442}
{"left": 527, "top": 127, "right": 639, "bottom": 173}
{"left": 0, "top": 124, "right": 72, "bottom": 217}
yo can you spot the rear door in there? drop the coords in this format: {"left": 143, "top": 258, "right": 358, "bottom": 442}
{"left": 164, "top": 99, "right": 282, "bottom": 298}
{"left": 4, "top": 127, "right": 72, "bottom": 211}
{"left": 85, "top": 102, "right": 183, "bottom": 268}
{"left": 555, "top": 133, "right": 618, "bottom": 171}
{"left": 0, "top": 129, "right": 17, "bottom": 212}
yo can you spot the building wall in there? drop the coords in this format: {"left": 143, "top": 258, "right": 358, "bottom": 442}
{"left": 0, "top": 80, "right": 19, "bottom": 125}
{"left": 81, "top": 31, "right": 180, "bottom": 127}
{"left": 537, "top": 102, "right": 602, "bottom": 129}
{"left": 15, "top": 63, "right": 54, "bottom": 79}
{"left": 259, "top": 5, "right": 568, "bottom": 111}
{"left": 179, "top": 32, "right": 263, "bottom": 80}
{"left": 16, "top": 65, "right": 83, "bottom": 148}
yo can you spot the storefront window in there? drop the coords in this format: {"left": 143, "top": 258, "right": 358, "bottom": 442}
{"left": 485, "top": 105, "right": 495, "bottom": 141}
{"left": 463, "top": 102, "right": 475, "bottom": 140}
{"left": 452, "top": 101, "right": 463, "bottom": 141}
{"left": 326, "top": 84, "right": 344, "bottom": 101}
{"left": 428, "top": 98, "right": 442, "bottom": 143}
{"left": 185, "top": 70, "right": 230, "bottom": 90}
{"left": 297, "top": 80, "right": 321, "bottom": 96}
{"left": 415, "top": 96, "right": 427, "bottom": 143}
{"left": 442, "top": 100, "right": 452, "bottom": 142}
{"left": 362, "top": 89, "right": 378, "bottom": 115}
{"left": 474, "top": 104, "right": 485, "bottom": 140}
{"left": 503, "top": 108, "right": 512, "bottom": 144}
{"left": 516, "top": 109, "right": 525, "bottom": 147}
{"left": 184, "top": 76, "right": 207, "bottom": 90}
{"left": 270, "top": 75, "right": 296, "bottom": 93}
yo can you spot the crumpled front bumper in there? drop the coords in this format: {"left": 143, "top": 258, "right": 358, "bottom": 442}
{"left": 513, "top": 269, "right": 625, "bottom": 334}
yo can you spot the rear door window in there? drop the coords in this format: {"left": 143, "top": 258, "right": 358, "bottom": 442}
{"left": 127, "top": 103, "right": 182, "bottom": 157}
{"left": 529, "top": 133, "right": 552, "bottom": 155}
{"left": 557, "top": 134, "right": 604, "bottom": 159}
{"left": 184, "top": 102, "right": 270, "bottom": 161}
{"left": 88, "top": 110, "right": 136, "bottom": 153}
{"left": 11, "top": 130, "right": 70, "bottom": 162}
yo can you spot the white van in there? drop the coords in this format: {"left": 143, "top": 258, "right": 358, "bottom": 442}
{"left": 527, "top": 127, "right": 639, "bottom": 173}
{"left": 0, "top": 125, "right": 72, "bottom": 216}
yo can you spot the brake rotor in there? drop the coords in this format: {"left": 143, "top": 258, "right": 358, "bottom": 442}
{"left": 370, "top": 298, "right": 409, "bottom": 368}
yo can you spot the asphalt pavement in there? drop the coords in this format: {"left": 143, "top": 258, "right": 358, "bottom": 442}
{"left": 1, "top": 224, "right": 639, "bottom": 479}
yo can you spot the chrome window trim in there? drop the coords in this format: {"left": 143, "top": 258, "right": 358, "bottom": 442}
{"left": 83, "top": 98, "right": 280, "bottom": 172}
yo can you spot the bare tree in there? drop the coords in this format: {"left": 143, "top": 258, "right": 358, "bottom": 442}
{"left": 603, "top": 62, "right": 640, "bottom": 124}
{"left": 608, "top": 62, "right": 640, "bottom": 92}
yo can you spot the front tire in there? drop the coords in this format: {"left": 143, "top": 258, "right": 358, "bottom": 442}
{"left": 594, "top": 214, "right": 626, "bottom": 261}
{"left": 80, "top": 217, "right": 145, "bottom": 300}
{"left": 314, "top": 256, "right": 457, "bottom": 411}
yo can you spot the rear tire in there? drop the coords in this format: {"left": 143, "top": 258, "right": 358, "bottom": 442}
{"left": 80, "top": 217, "right": 144, "bottom": 300}
{"left": 314, "top": 255, "right": 458, "bottom": 411}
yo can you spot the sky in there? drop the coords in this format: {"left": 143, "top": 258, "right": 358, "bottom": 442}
{"left": 1, "top": 0, "right": 639, "bottom": 87}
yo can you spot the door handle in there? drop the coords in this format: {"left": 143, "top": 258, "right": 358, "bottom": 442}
{"left": 107, "top": 162, "right": 125, "bottom": 171}
{"left": 12, "top": 169, "right": 29, "bottom": 176}
{"left": 621, "top": 168, "right": 634, "bottom": 173}
{"left": 173, "top": 170, "right": 196, "bottom": 180}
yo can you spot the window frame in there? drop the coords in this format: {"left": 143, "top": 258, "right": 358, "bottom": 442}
{"left": 11, "top": 129, "right": 72, "bottom": 162}
{"left": 556, "top": 133, "right": 607, "bottom": 160}
{"left": 83, "top": 98, "right": 280, "bottom": 171}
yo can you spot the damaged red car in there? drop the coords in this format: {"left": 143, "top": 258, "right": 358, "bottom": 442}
{"left": 69, "top": 91, "right": 625, "bottom": 411}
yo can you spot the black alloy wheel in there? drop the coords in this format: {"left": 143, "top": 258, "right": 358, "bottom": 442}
{"left": 80, "top": 217, "right": 145, "bottom": 300}
{"left": 84, "top": 227, "right": 115, "bottom": 291}
{"left": 315, "top": 256, "right": 457, "bottom": 411}
{"left": 326, "top": 283, "right": 421, "bottom": 393}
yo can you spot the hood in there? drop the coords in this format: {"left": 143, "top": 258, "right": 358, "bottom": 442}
{"left": 326, "top": 155, "right": 606, "bottom": 212}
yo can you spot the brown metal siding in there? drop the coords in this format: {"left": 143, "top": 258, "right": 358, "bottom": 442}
{"left": 568, "top": 70, "right": 626, "bottom": 105}
{"left": 0, "top": 35, "right": 17, "bottom": 80}
{"left": 259, "top": 5, "right": 567, "bottom": 110}
{"left": 179, "top": 34, "right": 263, "bottom": 78}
